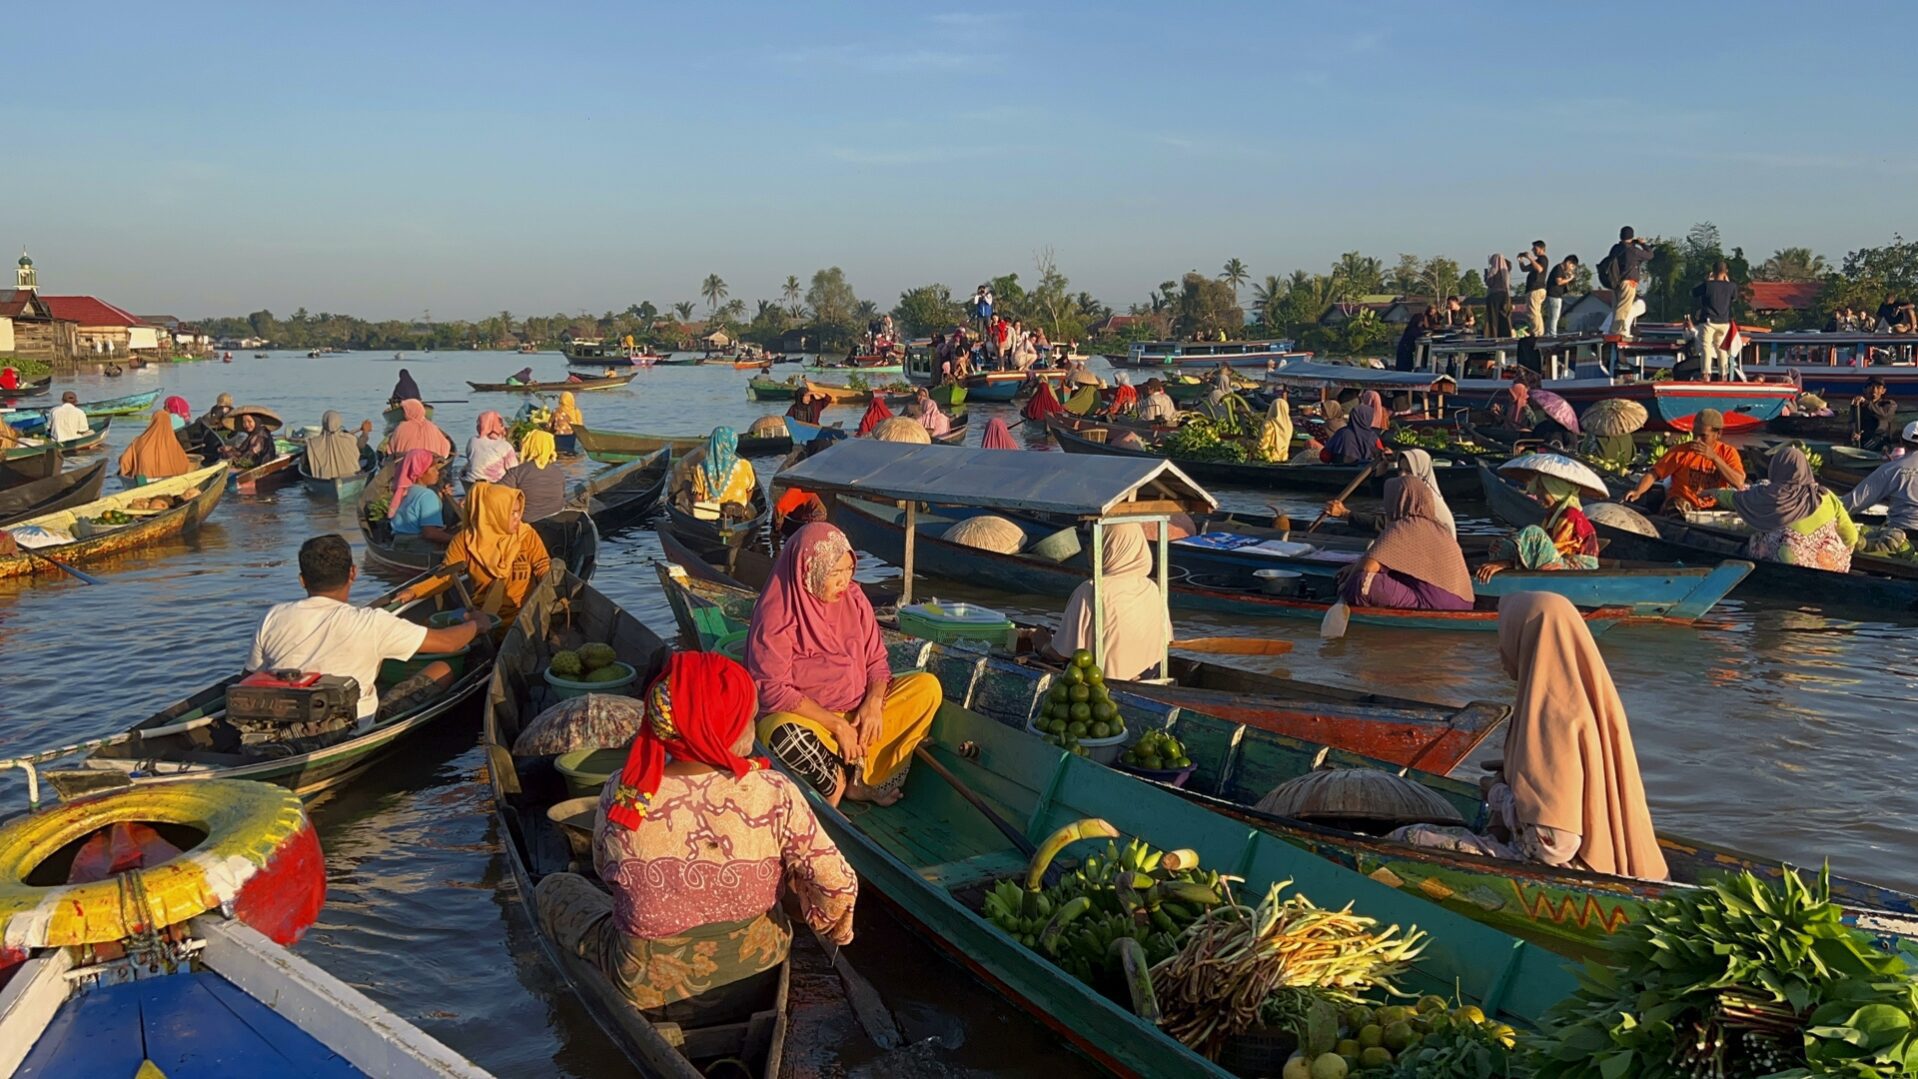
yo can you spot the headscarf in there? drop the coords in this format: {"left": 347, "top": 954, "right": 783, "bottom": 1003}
{"left": 701, "top": 426, "right": 740, "bottom": 493}
{"left": 1055, "top": 523, "right": 1172, "bottom": 682}
{"left": 914, "top": 395, "right": 952, "bottom": 436}
{"left": 1111, "top": 371, "right": 1138, "bottom": 413}
{"left": 227, "top": 414, "right": 276, "bottom": 463}
{"left": 1396, "top": 448, "right": 1456, "bottom": 536}
{"left": 304, "top": 410, "right": 362, "bottom": 479}
{"left": 1319, "top": 398, "right": 1347, "bottom": 435}
{"left": 1497, "top": 592, "right": 1667, "bottom": 880}
{"left": 1366, "top": 476, "right": 1474, "bottom": 603}
{"left": 518, "top": 429, "right": 557, "bottom": 468}
{"left": 388, "top": 399, "right": 452, "bottom": 456}
{"left": 118, "top": 411, "right": 193, "bottom": 479}
{"left": 457, "top": 482, "right": 527, "bottom": 580}
{"left": 1321, "top": 404, "right": 1382, "bottom": 464}
{"left": 555, "top": 391, "right": 584, "bottom": 427}
{"left": 605, "top": 652, "right": 766, "bottom": 831}
{"left": 477, "top": 411, "right": 508, "bottom": 440}
{"left": 744, "top": 522, "right": 888, "bottom": 714}
{"left": 855, "top": 397, "right": 893, "bottom": 436}
{"left": 390, "top": 369, "right": 422, "bottom": 403}
{"left": 1731, "top": 446, "right": 1824, "bottom": 531}
{"left": 390, "top": 447, "right": 438, "bottom": 508}
{"left": 1022, "top": 380, "right": 1064, "bottom": 422}
{"left": 982, "top": 417, "right": 1018, "bottom": 450}
{"left": 1256, "top": 397, "right": 1294, "bottom": 463}
{"left": 511, "top": 367, "right": 534, "bottom": 383}
{"left": 1488, "top": 252, "right": 1511, "bottom": 281}
{"left": 465, "top": 412, "right": 519, "bottom": 483}
{"left": 162, "top": 395, "right": 191, "bottom": 421}
{"left": 0, "top": 367, "right": 14, "bottom": 391}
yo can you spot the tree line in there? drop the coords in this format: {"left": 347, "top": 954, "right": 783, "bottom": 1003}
{"left": 193, "top": 233, "right": 1918, "bottom": 356}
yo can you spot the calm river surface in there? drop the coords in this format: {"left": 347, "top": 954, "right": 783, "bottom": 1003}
{"left": 3, "top": 351, "right": 1915, "bottom": 1076}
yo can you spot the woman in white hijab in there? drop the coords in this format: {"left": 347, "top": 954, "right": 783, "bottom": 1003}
{"left": 1047, "top": 523, "right": 1171, "bottom": 682}
{"left": 1396, "top": 448, "right": 1456, "bottom": 537}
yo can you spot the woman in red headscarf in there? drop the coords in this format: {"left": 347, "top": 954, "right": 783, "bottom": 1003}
{"left": 535, "top": 652, "right": 858, "bottom": 1019}
{"left": 854, "top": 395, "right": 893, "bottom": 436}
{"left": 748, "top": 522, "right": 940, "bottom": 807}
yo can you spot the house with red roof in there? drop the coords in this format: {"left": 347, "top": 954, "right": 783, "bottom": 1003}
{"left": 1746, "top": 280, "right": 1823, "bottom": 315}
{"left": 40, "top": 293, "right": 161, "bottom": 357}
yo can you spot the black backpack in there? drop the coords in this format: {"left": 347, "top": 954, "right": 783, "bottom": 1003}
{"left": 1596, "top": 250, "right": 1620, "bottom": 290}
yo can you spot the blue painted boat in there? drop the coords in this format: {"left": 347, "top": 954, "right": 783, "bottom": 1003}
{"left": 961, "top": 369, "right": 1068, "bottom": 401}
{"left": 830, "top": 495, "right": 1639, "bottom": 633}
{"left": 787, "top": 414, "right": 969, "bottom": 446}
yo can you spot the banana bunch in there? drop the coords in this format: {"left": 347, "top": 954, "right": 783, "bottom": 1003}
{"left": 981, "top": 879, "right": 1050, "bottom": 947}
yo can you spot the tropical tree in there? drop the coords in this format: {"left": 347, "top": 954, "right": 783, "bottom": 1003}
{"left": 1250, "top": 275, "right": 1287, "bottom": 328}
{"left": 1757, "top": 246, "right": 1831, "bottom": 281}
{"left": 893, "top": 284, "right": 960, "bottom": 337}
{"left": 1331, "top": 252, "right": 1385, "bottom": 296}
{"left": 1389, "top": 254, "right": 1423, "bottom": 296}
{"left": 782, "top": 275, "right": 804, "bottom": 315}
{"left": 1173, "top": 272, "right": 1241, "bottom": 337}
{"left": 700, "top": 274, "right": 729, "bottom": 315}
{"left": 805, "top": 267, "right": 861, "bottom": 348}
{"left": 1219, "top": 257, "right": 1250, "bottom": 299}
{"left": 672, "top": 301, "right": 695, "bottom": 321}
{"left": 1416, "top": 257, "right": 1462, "bottom": 304}
{"left": 719, "top": 298, "right": 747, "bottom": 323}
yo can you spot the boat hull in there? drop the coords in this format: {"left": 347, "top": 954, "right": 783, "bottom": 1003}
{"left": 0, "top": 460, "right": 108, "bottom": 529}
{"left": 0, "top": 462, "right": 228, "bottom": 579}
{"left": 466, "top": 374, "right": 637, "bottom": 393}
{"left": 569, "top": 449, "right": 670, "bottom": 534}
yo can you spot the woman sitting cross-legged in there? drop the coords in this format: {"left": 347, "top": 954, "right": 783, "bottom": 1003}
{"left": 535, "top": 652, "right": 857, "bottom": 1021}
{"left": 747, "top": 522, "right": 940, "bottom": 807}
{"left": 1331, "top": 476, "right": 1475, "bottom": 611}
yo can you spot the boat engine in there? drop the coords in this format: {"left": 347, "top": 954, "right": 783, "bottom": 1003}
{"left": 224, "top": 671, "right": 359, "bottom": 759}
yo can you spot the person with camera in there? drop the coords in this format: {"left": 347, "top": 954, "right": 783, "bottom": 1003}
{"left": 1517, "top": 240, "right": 1550, "bottom": 336}
{"left": 1602, "top": 227, "right": 1656, "bottom": 340}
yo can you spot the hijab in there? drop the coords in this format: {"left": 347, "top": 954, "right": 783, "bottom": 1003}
{"left": 518, "top": 429, "right": 557, "bottom": 468}
{"left": 466, "top": 411, "right": 519, "bottom": 483}
{"left": 1056, "top": 523, "right": 1172, "bottom": 683}
{"left": 701, "top": 427, "right": 740, "bottom": 492}
{"left": 476, "top": 411, "right": 508, "bottom": 440}
{"left": 855, "top": 397, "right": 893, "bottom": 436}
{"left": 390, "top": 447, "right": 438, "bottom": 508}
{"left": 915, "top": 395, "right": 952, "bottom": 436}
{"left": 604, "top": 652, "right": 767, "bottom": 831}
{"left": 458, "top": 482, "right": 527, "bottom": 580}
{"left": 1320, "top": 398, "right": 1348, "bottom": 435}
{"left": 1731, "top": 446, "right": 1824, "bottom": 531}
{"left": 390, "top": 369, "right": 422, "bottom": 403}
{"left": 118, "top": 410, "right": 193, "bottom": 479}
{"left": 744, "top": 522, "right": 887, "bottom": 714}
{"left": 304, "top": 410, "right": 362, "bottom": 479}
{"left": 1396, "top": 448, "right": 1456, "bottom": 537}
{"left": 162, "top": 396, "right": 191, "bottom": 422}
{"left": 1497, "top": 592, "right": 1667, "bottom": 880}
{"left": 555, "top": 391, "right": 584, "bottom": 427}
{"left": 1358, "top": 390, "right": 1383, "bottom": 414}
{"left": 1367, "top": 476, "right": 1474, "bottom": 602}
{"left": 1023, "top": 380, "right": 1064, "bottom": 422}
{"left": 1111, "top": 371, "right": 1138, "bottom": 413}
{"left": 388, "top": 399, "right": 452, "bottom": 457}
{"left": 511, "top": 367, "right": 534, "bottom": 383}
{"left": 982, "top": 417, "right": 1018, "bottom": 450}
{"left": 1257, "top": 397, "right": 1293, "bottom": 463}
{"left": 1321, "top": 403, "right": 1382, "bottom": 464}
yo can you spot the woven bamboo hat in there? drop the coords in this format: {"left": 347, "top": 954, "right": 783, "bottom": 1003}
{"left": 1580, "top": 398, "right": 1648, "bottom": 437}
{"left": 1498, "top": 452, "right": 1609, "bottom": 500}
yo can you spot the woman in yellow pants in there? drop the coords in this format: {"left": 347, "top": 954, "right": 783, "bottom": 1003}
{"left": 746, "top": 522, "right": 938, "bottom": 807}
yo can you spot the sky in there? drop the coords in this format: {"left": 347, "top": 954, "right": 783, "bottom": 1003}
{"left": 5, "top": 1, "right": 1917, "bottom": 321}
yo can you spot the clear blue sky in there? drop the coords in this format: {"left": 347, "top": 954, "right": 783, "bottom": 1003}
{"left": 6, "top": 1, "right": 1915, "bottom": 320}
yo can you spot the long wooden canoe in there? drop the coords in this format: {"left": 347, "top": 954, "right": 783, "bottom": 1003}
{"left": 381, "top": 402, "right": 435, "bottom": 425}
{"left": 831, "top": 495, "right": 1637, "bottom": 633}
{"left": 1818, "top": 444, "right": 1886, "bottom": 491}
{"left": 567, "top": 448, "right": 670, "bottom": 534}
{"left": 1476, "top": 462, "right": 1918, "bottom": 611}
{"left": 787, "top": 413, "right": 970, "bottom": 447}
{"left": 0, "top": 460, "right": 108, "bottom": 529}
{"left": 4, "top": 388, "right": 159, "bottom": 422}
{"left": 0, "top": 446, "right": 63, "bottom": 485}
{"left": 665, "top": 449, "right": 770, "bottom": 549}
{"left": 30, "top": 566, "right": 496, "bottom": 801}
{"left": 466, "top": 372, "right": 638, "bottom": 393}
{"left": 298, "top": 452, "right": 378, "bottom": 502}
{"left": 2, "top": 418, "right": 113, "bottom": 465}
{"left": 1047, "top": 415, "right": 1487, "bottom": 499}
{"left": 745, "top": 377, "right": 870, "bottom": 404}
{"left": 576, "top": 423, "right": 791, "bottom": 462}
{"left": 0, "top": 375, "right": 53, "bottom": 402}
{"left": 654, "top": 550, "right": 1509, "bottom": 773}
{"left": 0, "top": 461, "right": 228, "bottom": 579}
{"left": 482, "top": 573, "right": 830, "bottom": 1077}
{"left": 230, "top": 443, "right": 305, "bottom": 494}
{"left": 358, "top": 458, "right": 601, "bottom": 579}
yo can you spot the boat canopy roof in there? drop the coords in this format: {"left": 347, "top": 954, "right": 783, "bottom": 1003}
{"left": 779, "top": 440, "right": 1217, "bottom": 519}
{"left": 1266, "top": 361, "right": 1458, "bottom": 393}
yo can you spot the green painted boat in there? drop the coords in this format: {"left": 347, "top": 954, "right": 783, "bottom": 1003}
{"left": 503, "top": 574, "right": 1577, "bottom": 1076}
{"left": 575, "top": 422, "right": 791, "bottom": 462}
{"left": 744, "top": 376, "right": 871, "bottom": 404}
{"left": 659, "top": 563, "right": 1918, "bottom": 962}
{"left": 2, "top": 418, "right": 112, "bottom": 464}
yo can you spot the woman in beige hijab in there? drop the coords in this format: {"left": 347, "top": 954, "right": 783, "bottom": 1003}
{"left": 1046, "top": 523, "right": 1171, "bottom": 682}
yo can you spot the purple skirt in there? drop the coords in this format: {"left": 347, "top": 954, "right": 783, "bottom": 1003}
{"left": 1340, "top": 568, "right": 1473, "bottom": 611}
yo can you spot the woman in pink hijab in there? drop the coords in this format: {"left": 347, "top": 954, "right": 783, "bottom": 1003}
{"left": 385, "top": 399, "right": 452, "bottom": 457}
{"left": 910, "top": 389, "right": 951, "bottom": 438}
{"left": 462, "top": 410, "right": 519, "bottom": 485}
{"left": 981, "top": 417, "right": 1018, "bottom": 450}
{"left": 746, "top": 523, "right": 940, "bottom": 808}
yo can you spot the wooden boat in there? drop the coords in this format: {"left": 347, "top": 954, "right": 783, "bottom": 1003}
{"left": 0, "top": 375, "right": 53, "bottom": 401}
{"left": 381, "top": 401, "right": 435, "bottom": 425}
{"left": 6, "top": 388, "right": 162, "bottom": 419}
{"left": 1477, "top": 462, "right": 1918, "bottom": 612}
{"left": 786, "top": 412, "right": 970, "bottom": 447}
{"left": 654, "top": 545, "right": 1511, "bottom": 772}
{"left": 0, "top": 462, "right": 228, "bottom": 580}
{"left": 575, "top": 422, "right": 791, "bottom": 462}
{"left": 357, "top": 459, "right": 602, "bottom": 578}
{"left": 28, "top": 566, "right": 496, "bottom": 799}
{"left": 483, "top": 573, "right": 833, "bottom": 1077}
{"left": 567, "top": 448, "right": 670, "bottom": 534}
{"left": 298, "top": 451, "right": 379, "bottom": 502}
{"left": 465, "top": 372, "right": 639, "bottom": 393}
{"left": 1818, "top": 444, "right": 1886, "bottom": 491}
{"left": 664, "top": 450, "right": 771, "bottom": 549}
{"left": 1048, "top": 415, "right": 1486, "bottom": 499}
{"left": 230, "top": 441, "right": 305, "bottom": 493}
{"left": 732, "top": 357, "right": 773, "bottom": 369}
{"left": 804, "top": 357, "right": 903, "bottom": 375}
{"left": 1, "top": 418, "right": 112, "bottom": 464}
{"left": 745, "top": 376, "right": 872, "bottom": 404}
{"left": 961, "top": 368, "right": 1068, "bottom": 402}
{"left": 0, "top": 460, "right": 108, "bottom": 529}
{"left": 831, "top": 495, "right": 1637, "bottom": 633}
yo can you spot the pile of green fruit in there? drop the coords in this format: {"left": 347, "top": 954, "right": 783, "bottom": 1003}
{"left": 1033, "top": 649, "right": 1125, "bottom": 753}
{"left": 365, "top": 496, "right": 390, "bottom": 522}
{"left": 548, "top": 641, "right": 627, "bottom": 683}
{"left": 1119, "top": 729, "right": 1192, "bottom": 773}
{"left": 1390, "top": 428, "right": 1485, "bottom": 455}
{"left": 1276, "top": 995, "right": 1518, "bottom": 1078}
{"left": 978, "top": 819, "right": 1225, "bottom": 993}
{"left": 84, "top": 509, "right": 134, "bottom": 527}
{"left": 1162, "top": 417, "right": 1249, "bottom": 462}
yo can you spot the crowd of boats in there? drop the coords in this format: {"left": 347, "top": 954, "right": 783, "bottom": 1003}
{"left": 4, "top": 329, "right": 1918, "bottom": 1076}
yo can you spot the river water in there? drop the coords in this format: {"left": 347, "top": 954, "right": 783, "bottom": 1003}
{"left": 2, "top": 351, "right": 1914, "bottom": 1076}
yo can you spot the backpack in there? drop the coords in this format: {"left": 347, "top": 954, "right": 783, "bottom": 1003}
{"left": 1596, "top": 250, "right": 1620, "bottom": 290}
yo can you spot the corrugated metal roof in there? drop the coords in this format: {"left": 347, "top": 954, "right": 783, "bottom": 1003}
{"left": 777, "top": 440, "right": 1216, "bottom": 517}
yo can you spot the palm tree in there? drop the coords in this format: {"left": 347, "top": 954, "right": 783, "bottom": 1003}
{"left": 720, "top": 298, "right": 747, "bottom": 323}
{"left": 672, "top": 301, "right": 695, "bottom": 321}
{"left": 1758, "top": 247, "right": 1830, "bottom": 281}
{"left": 782, "top": 274, "right": 803, "bottom": 315}
{"left": 1250, "top": 275, "right": 1287, "bottom": 326}
{"left": 854, "top": 300, "right": 880, "bottom": 322}
{"left": 1330, "top": 252, "right": 1384, "bottom": 296}
{"left": 1220, "top": 258, "right": 1250, "bottom": 299}
{"left": 700, "top": 274, "right": 729, "bottom": 315}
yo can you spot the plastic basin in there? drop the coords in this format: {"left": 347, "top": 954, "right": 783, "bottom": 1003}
{"left": 554, "top": 747, "right": 628, "bottom": 799}
{"left": 544, "top": 661, "right": 639, "bottom": 700}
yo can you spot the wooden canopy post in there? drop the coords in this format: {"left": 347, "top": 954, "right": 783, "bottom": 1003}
{"left": 1089, "top": 519, "right": 1104, "bottom": 673}
{"left": 901, "top": 500, "right": 916, "bottom": 608}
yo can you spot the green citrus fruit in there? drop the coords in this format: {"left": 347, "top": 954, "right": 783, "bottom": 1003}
{"left": 1069, "top": 684, "right": 1090, "bottom": 703}
{"left": 1071, "top": 648, "right": 1095, "bottom": 668}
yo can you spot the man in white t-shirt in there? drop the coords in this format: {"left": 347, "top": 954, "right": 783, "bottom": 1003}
{"left": 249, "top": 534, "right": 481, "bottom": 723}
{"left": 47, "top": 392, "right": 92, "bottom": 442}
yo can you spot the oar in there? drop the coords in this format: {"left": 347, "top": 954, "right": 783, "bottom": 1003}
{"left": 1306, "top": 460, "right": 1379, "bottom": 535}
{"left": 814, "top": 929, "right": 904, "bottom": 1050}
{"left": 1171, "top": 637, "right": 1293, "bottom": 656}
{"left": 420, "top": 399, "right": 469, "bottom": 405}
{"left": 25, "top": 549, "right": 104, "bottom": 586}
{"left": 912, "top": 744, "right": 1044, "bottom": 859}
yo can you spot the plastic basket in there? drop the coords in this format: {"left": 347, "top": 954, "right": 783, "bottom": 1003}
{"left": 544, "top": 661, "right": 639, "bottom": 700}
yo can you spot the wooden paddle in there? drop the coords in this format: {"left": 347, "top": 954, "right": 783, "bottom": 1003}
{"left": 912, "top": 745, "right": 1038, "bottom": 858}
{"left": 1171, "top": 637, "right": 1293, "bottom": 656}
{"left": 24, "top": 548, "right": 104, "bottom": 586}
{"left": 814, "top": 928, "right": 904, "bottom": 1050}
{"left": 1306, "top": 460, "right": 1380, "bottom": 534}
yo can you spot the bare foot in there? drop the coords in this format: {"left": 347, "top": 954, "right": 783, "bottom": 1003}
{"left": 844, "top": 779, "right": 903, "bottom": 807}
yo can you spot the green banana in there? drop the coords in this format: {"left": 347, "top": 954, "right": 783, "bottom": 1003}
{"left": 1024, "top": 818, "right": 1120, "bottom": 894}
{"left": 1037, "top": 896, "right": 1094, "bottom": 952}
